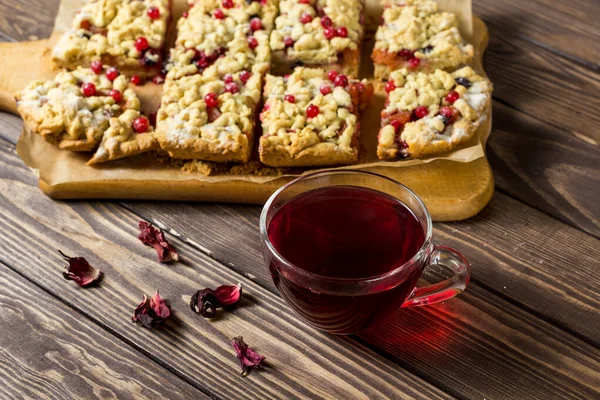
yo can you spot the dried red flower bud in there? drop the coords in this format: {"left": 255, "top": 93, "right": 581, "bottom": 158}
{"left": 190, "top": 283, "right": 242, "bottom": 318}
{"left": 231, "top": 336, "right": 265, "bottom": 376}
{"left": 138, "top": 221, "right": 179, "bottom": 262}
{"left": 132, "top": 291, "right": 171, "bottom": 328}
{"left": 60, "top": 250, "right": 101, "bottom": 287}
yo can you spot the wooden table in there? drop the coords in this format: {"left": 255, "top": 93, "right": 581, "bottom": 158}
{"left": 1, "top": 1, "right": 599, "bottom": 399}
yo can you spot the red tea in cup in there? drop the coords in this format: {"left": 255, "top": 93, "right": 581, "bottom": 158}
{"left": 260, "top": 171, "right": 470, "bottom": 334}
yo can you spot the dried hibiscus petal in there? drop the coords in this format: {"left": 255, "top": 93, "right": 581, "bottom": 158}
{"left": 138, "top": 221, "right": 179, "bottom": 263}
{"left": 231, "top": 336, "right": 266, "bottom": 376}
{"left": 190, "top": 283, "right": 242, "bottom": 318}
{"left": 132, "top": 291, "right": 171, "bottom": 328}
{"left": 60, "top": 250, "right": 101, "bottom": 287}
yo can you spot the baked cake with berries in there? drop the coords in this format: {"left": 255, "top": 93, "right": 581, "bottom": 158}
{"left": 259, "top": 67, "right": 373, "bottom": 167}
{"left": 16, "top": 66, "right": 156, "bottom": 161}
{"left": 52, "top": 0, "right": 171, "bottom": 78}
{"left": 155, "top": 66, "right": 262, "bottom": 163}
{"left": 269, "top": 0, "right": 364, "bottom": 77}
{"left": 88, "top": 109, "right": 158, "bottom": 165}
{"left": 163, "top": 0, "right": 277, "bottom": 81}
{"left": 377, "top": 67, "right": 492, "bottom": 160}
{"left": 372, "top": 0, "right": 473, "bottom": 81}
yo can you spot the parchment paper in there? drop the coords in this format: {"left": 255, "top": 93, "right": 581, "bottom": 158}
{"left": 18, "top": 0, "right": 488, "bottom": 186}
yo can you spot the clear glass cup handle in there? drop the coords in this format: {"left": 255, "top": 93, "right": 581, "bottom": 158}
{"left": 402, "top": 245, "right": 471, "bottom": 308}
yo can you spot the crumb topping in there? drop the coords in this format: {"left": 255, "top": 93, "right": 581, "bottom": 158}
{"left": 378, "top": 66, "right": 492, "bottom": 159}
{"left": 270, "top": 0, "right": 363, "bottom": 64}
{"left": 53, "top": 0, "right": 170, "bottom": 71}
{"left": 156, "top": 67, "right": 262, "bottom": 152}
{"left": 165, "top": 0, "right": 277, "bottom": 79}
{"left": 373, "top": 0, "right": 473, "bottom": 72}
{"left": 16, "top": 67, "right": 139, "bottom": 147}
{"left": 260, "top": 67, "right": 367, "bottom": 152}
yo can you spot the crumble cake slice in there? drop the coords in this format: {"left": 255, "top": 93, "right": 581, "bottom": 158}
{"left": 269, "top": 0, "right": 364, "bottom": 77}
{"left": 372, "top": 0, "right": 473, "bottom": 81}
{"left": 155, "top": 64, "right": 263, "bottom": 163}
{"left": 163, "top": 0, "right": 277, "bottom": 80}
{"left": 377, "top": 66, "right": 492, "bottom": 160}
{"left": 52, "top": 0, "right": 171, "bottom": 78}
{"left": 259, "top": 67, "right": 373, "bottom": 167}
{"left": 88, "top": 109, "right": 158, "bottom": 165}
{"left": 16, "top": 66, "right": 150, "bottom": 153}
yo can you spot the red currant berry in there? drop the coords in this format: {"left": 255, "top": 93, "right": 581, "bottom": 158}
{"left": 135, "top": 37, "right": 149, "bottom": 52}
{"left": 324, "top": 28, "right": 336, "bottom": 40}
{"left": 384, "top": 81, "right": 396, "bottom": 93}
{"left": 440, "top": 106, "right": 456, "bottom": 118}
{"left": 336, "top": 27, "right": 348, "bottom": 38}
{"left": 300, "top": 13, "right": 313, "bottom": 24}
{"left": 225, "top": 81, "right": 239, "bottom": 93}
{"left": 398, "top": 49, "right": 412, "bottom": 58}
{"left": 109, "top": 89, "right": 122, "bottom": 102}
{"left": 106, "top": 67, "right": 119, "bottom": 81}
{"left": 445, "top": 90, "right": 460, "bottom": 104}
{"left": 130, "top": 75, "right": 142, "bottom": 85}
{"left": 214, "top": 9, "right": 225, "bottom": 19}
{"left": 182, "top": 11, "right": 189, "bottom": 18}
{"left": 414, "top": 105, "right": 428, "bottom": 119}
{"left": 319, "top": 84, "right": 332, "bottom": 95}
{"left": 439, "top": 106, "right": 458, "bottom": 124}
{"left": 147, "top": 6, "right": 160, "bottom": 19}
{"left": 306, "top": 104, "right": 319, "bottom": 118}
{"left": 204, "top": 92, "right": 219, "bottom": 108}
{"left": 284, "top": 94, "right": 295, "bottom": 103}
{"left": 247, "top": 36, "right": 258, "bottom": 49}
{"left": 223, "top": 73, "right": 233, "bottom": 83}
{"left": 132, "top": 116, "right": 149, "bottom": 133}
{"left": 321, "top": 16, "right": 332, "bottom": 28}
{"left": 327, "top": 70, "right": 338, "bottom": 81}
{"left": 222, "top": 0, "right": 233, "bottom": 8}
{"left": 250, "top": 17, "right": 262, "bottom": 31}
{"left": 390, "top": 119, "right": 403, "bottom": 132}
{"left": 408, "top": 57, "right": 420, "bottom": 69}
{"left": 333, "top": 74, "right": 348, "bottom": 87}
{"left": 299, "top": 0, "right": 310, "bottom": 3}
{"left": 90, "top": 60, "right": 103, "bottom": 74}
{"left": 82, "top": 82, "right": 96, "bottom": 97}
{"left": 239, "top": 70, "right": 251, "bottom": 84}
{"left": 284, "top": 36, "right": 294, "bottom": 47}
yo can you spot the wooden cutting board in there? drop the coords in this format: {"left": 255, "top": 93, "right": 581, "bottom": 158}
{"left": 0, "top": 18, "right": 494, "bottom": 222}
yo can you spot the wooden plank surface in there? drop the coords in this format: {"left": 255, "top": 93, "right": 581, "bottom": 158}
{"left": 1, "top": 0, "right": 600, "bottom": 398}
{"left": 0, "top": 139, "right": 454, "bottom": 400}
{"left": 487, "top": 101, "right": 600, "bottom": 238}
{"left": 120, "top": 190, "right": 600, "bottom": 346}
{"left": 474, "top": 0, "right": 600, "bottom": 67}
{"left": 2, "top": 137, "right": 598, "bottom": 399}
{"left": 0, "top": 262, "right": 208, "bottom": 400}
{"left": 485, "top": 33, "right": 600, "bottom": 142}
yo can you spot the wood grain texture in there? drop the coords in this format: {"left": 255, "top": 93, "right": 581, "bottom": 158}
{"left": 125, "top": 177, "right": 600, "bottom": 338}
{"left": 0, "top": 262, "right": 207, "bottom": 400}
{"left": 0, "top": 139, "right": 453, "bottom": 400}
{"left": 484, "top": 32, "right": 600, "bottom": 142}
{"left": 112, "top": 205, "right": 600, "bottom": 399}
{"left": 474, "top": 0, "right": 600, "bottom": 67}
{"left": 488, "top": 101, "right": 600, "bottom": 238}
{"left": 121, "top": 190, "right": 600, "bottom": 346}
{"left": 0, "top": 0, "right": 59, "bottom": 42}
